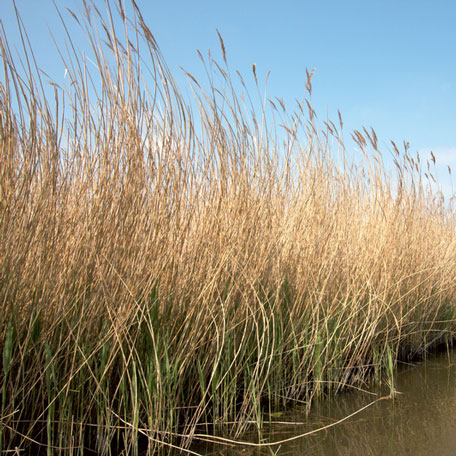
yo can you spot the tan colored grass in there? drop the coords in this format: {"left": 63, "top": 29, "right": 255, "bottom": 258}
{"left": 1, "top": 1, "right": 456, "bottom": 454}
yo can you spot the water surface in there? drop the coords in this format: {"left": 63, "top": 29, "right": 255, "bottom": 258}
{"left": 194, "top": 349, "right": 456, "bottom": 455}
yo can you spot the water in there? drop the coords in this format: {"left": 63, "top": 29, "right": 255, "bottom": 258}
{"left": 193, "top": 349, "right": 456, "bottom": 455}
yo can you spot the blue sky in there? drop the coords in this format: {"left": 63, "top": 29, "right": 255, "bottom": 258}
{"left": 2, "top": 0, "right": 456, "bottom": 197}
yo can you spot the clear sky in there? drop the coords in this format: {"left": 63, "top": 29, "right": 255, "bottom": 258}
{"left": 2, "top": 0, "right": 456, "bottom": 197}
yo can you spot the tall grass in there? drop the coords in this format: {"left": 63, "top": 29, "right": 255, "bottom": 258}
{"left": 1, "top": 1, "right": 456, "bottom": 454}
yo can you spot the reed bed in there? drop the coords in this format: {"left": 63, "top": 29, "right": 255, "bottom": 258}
{"left": 1, "top": 2, "right": 456, "bottom": 454}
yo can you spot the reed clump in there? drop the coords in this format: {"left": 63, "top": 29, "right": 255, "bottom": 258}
{"left": 1, "top": 2, "right": 456, "bottom": 454}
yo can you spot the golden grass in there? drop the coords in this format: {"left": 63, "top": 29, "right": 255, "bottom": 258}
{"left": 1, "top": 1, "right": 456, "bottom": 454}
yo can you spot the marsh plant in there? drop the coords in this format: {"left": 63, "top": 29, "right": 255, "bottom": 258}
{"left": 1, "top": 1, "right": 456, "bottom": 454}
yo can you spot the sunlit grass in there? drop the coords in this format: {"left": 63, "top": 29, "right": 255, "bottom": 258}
{"left": 1, "top": 1, "right": 456, "bottom": 454}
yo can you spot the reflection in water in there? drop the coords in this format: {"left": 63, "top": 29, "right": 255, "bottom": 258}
{"left": 194, "top": 350, "right": 456, "bottom": 456}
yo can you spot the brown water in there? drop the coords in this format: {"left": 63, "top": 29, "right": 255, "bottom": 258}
{"left": 193, "top": 349, "right": 456, "bottom": 456}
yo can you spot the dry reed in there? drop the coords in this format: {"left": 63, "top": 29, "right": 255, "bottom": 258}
{"left": 1, "top": 1, "right": 456, "bottom": 454}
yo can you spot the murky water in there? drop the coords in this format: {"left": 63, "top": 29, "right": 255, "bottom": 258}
{"left": 194, "top": 349, "right": 456, "bottom": 456}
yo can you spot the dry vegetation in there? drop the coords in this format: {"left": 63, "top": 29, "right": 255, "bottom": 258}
{"left": 1, "top": 1, "right": 456, "bottom": 455}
